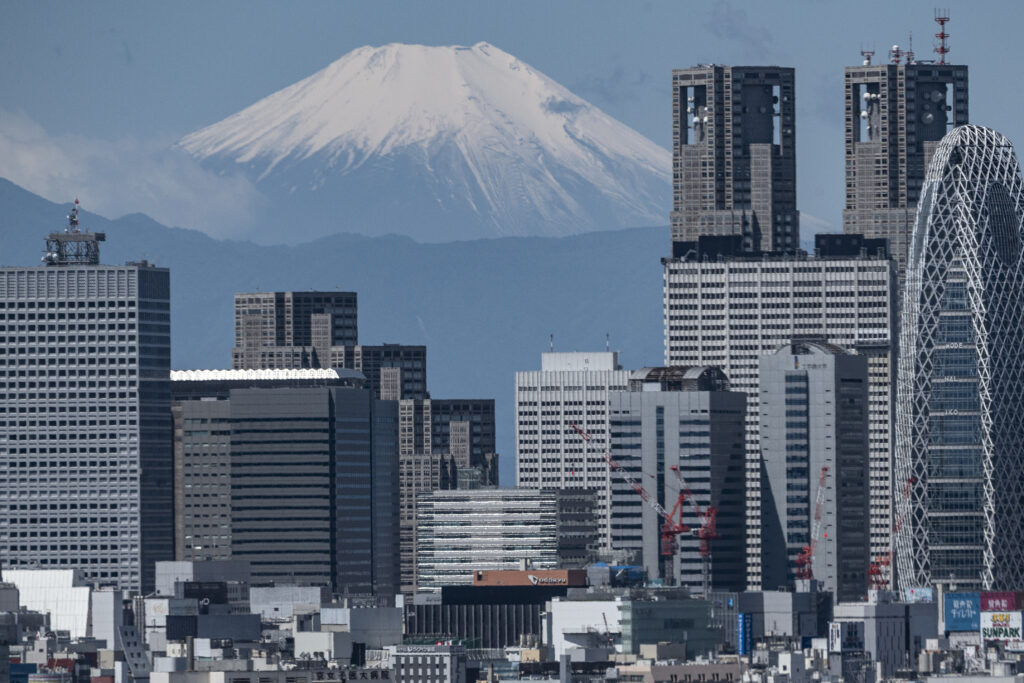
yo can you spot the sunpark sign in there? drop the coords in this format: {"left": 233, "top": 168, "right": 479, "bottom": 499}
{"left": 981, "top": 611, "right": 1024, "bottom": 650}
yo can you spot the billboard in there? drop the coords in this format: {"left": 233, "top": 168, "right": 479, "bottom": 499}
{"left": 905, "top": 587, "right": 934, "bottom": 604}
{"left": 945, "top": 592, "right": 981, "bottom": 632}
{"left": 980, "top": 611, "right": 1024, "bottom": 650}
{"left": 981, "top": 591, "right": 1016, "bottom": 611}
{"left": 738, "top": 613, "right": 752, "bottom": 655}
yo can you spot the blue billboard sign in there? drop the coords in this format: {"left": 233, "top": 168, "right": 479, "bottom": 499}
{"left": 945, "top": 592, "right": 981, "bottom": 632}
{"left": 738, "top": 613, "right": 752, "bottom": 655}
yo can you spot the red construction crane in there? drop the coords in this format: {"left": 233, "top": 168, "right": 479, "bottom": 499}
{"left": 795, "top": 466, "right": 829, "bottom": 580}
{"left": 669, "top": 465, "right": 719, "bottom": 596}
{"left": 569, "top": 423, "right": 690, "bottom": 561}
{"left": 867, "top": 476, "right": 916, "bottom": 590}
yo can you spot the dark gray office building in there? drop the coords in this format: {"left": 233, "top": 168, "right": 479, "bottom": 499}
{"left": 759, "top": 341, "right": 870, "bottom": 602}
{"left": 670, "top": 65, "right": 798, "bottom": 253}
{"left": 609, "top": 367, "right": 746, "bottom": 591}
{"left": 842, "top": 53, "right": 968, "bottom": 277}
{"left": 170, "top": 368, "right": 399, "bottom": 595}
{"left": 0, "top": 212, "right": 171, "bottom": 593}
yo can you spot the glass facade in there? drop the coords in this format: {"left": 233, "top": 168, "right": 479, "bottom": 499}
{"left": 895, "top": 125, "right": 1024, "bottom": 590}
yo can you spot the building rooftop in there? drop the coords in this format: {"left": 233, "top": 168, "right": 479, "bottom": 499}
{"left": 170, "top": 368, "right": 364, "bottom": 382}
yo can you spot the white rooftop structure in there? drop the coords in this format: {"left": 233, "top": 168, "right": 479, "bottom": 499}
{"left": 170, "top": 368, "right": 362, "bottom": 382}
{"left": 541, "top": 351, "right": 621, "bottom": 372}
{"left": 3, "top": 569, "right": 91, "bottom": 639}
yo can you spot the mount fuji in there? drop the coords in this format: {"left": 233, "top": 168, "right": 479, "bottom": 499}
{"left": 180, "top": 42, "right": 670, "bottom": 243}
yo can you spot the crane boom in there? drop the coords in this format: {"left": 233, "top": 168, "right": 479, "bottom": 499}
{"left": 796, "top": 466, "right": 829, "bottom": 580}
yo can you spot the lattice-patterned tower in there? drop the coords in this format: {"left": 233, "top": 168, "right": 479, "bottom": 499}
{"left": 895, "top": 125, "right": 1024, "bottom": 591}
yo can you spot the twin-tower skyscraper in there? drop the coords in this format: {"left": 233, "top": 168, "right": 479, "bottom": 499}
{"left": 666, "top": 50, "right": 1024, "bottom": 594}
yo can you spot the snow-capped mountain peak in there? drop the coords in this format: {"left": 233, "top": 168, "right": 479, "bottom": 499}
{"left": 180, "top": 42, "right": 669, "bottom": 242}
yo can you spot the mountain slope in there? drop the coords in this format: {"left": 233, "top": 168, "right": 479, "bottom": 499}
{"left": 180, "top": 42, "right": 670, "bottom": 244}
{"left": 0, "top": 178, "right": 666, "bottom": 485}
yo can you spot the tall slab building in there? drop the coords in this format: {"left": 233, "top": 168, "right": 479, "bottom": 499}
{"left": 515, "top": 352, "right": 631, "bottom": 548}
{"left": 664, "top": 235, "right": 897, "bottom": 588}
{"left": 895, "top": 125, "right": 1024, "bottom": 592}
{"left": 671, "top": 65, "right": 799, "bottom": 254}
{"left": 760, "top": 342, "right": 870, "bottom": 602}
{"left": 842, "top": 53, "right": 968, "bottom": 278}
{"left": 0, "top": 207, "right": 172, "bottom": 592}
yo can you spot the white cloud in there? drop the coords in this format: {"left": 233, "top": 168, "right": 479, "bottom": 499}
{"left": 0, "top": 108, "right": 263, "bottom": 239}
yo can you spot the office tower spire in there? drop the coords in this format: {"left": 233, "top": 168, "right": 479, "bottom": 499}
{"left": 842, "top": 53, "right": 968, "bottom": 278}
{"left": 670, "top": 65, "right": 798, "bottom": 254}
{"left": 895, "top": 125, "right": 1024, "bottom": 591}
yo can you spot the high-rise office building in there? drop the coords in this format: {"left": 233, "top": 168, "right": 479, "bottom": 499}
{"left": 895, "top": 125, "right": 1024, "bottom": 592}
{"left": 416, "top": 489, "right": 558, "bottom": 591}
{"left": 232, "top": 291, "right": 357, "bottom": 369}
{"left": 515, "top": 352, "right": 631, "bottom": 548}
{"left": 232, "top": 291, "right": 427, "bottom": 400}
{"left": 664, "top": 234, "right": 897, "bottom": 588}
{"left": 671, "top": 65, "right": 798, "bottom": 253}
{"left": 760, "top": 342, "right": 870, "bottom": 602}
{"left": 170, "top": 369, "right": 399, "bottom": 595}
{"left": 398, "top": 398, "right": 498, "bottom": 593}
{"left": 842, "top": 54, "right": 968, "bottom": 277}
{"left": 0, "top": 211, "right": 171, "bottom": 593}
{"left": 608, "top": 367, "right": 746, "bottom": 591}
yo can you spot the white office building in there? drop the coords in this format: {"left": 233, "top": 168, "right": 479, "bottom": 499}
{"left": 515, "top": 351, "right": 630, "bottom": 547}
{"left": 0, "top": 211, "right": 172, "bottom": 593}
{"left": 664, "top": 234, "right": 897, "bottom": 588}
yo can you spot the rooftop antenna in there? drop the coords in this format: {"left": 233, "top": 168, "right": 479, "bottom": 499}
{"left": 934, "top": 9, "right": 950, "bottom": 65}
{"left": 549, "top": 333, "right": 554, "bottom": 352}
{"left": 906, "top": 32, "right": 915, "bottom": 65}
{"left": 889, "top": 43, "right": 903, "bottom": 65}
{"left": 67, "top": 198, "right": 80, "bottom": 233}
{"left": 860, "top": 46, "right": 875, "bottom": 66}
{"left": 605, "top": 333, "right": 610, "bottom": 352}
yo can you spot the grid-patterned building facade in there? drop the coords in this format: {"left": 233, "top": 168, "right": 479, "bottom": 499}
{"left": 671, "top": 65, "right": 799, "bottom": 253}
{"left": 842, "top": 59, "right": 968, "bottom": 278}
{"left": 0, "top": 228, "right": 171, "bottom": 593}
{"left": 663, "top": 235, "right": 897, "bottom": 589}
{"left": 515, "top": 352, "right": 631, "bottom": 549}
{"left": 416, "top": 489, "right": 558, "bottom": 591}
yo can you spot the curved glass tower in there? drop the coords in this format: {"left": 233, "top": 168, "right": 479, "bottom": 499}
{"left": 895, "top": 125, "right": 1024, "bottom": 591}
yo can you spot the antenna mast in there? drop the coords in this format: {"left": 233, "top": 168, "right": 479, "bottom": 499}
{"left": 934, "top": 9, "right": 950, "bottom": 65}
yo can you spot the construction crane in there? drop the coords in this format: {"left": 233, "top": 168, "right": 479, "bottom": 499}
{"left": 867, "top": 476, "right": 916, "bottom": 590}
{"left": 795, "top": 466, "right": 829, "bottom": 580}
{"left": 668, "top": 465, "right": 719, "bottom": 597}
{"left": 569, "top": 423, "right": 691, "bottom": 568}
{"left": 601, "top": 612, "right": 614, "bottom": 649}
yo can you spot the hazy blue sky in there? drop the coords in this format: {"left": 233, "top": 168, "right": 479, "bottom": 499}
{"left": 2, "top": 0, "right": 1021, "bottom": 236}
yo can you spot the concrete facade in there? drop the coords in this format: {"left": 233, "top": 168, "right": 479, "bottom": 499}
{"left": 515, "top": 352, "right": 631, "bottom": 548}
{"left": 760, "top": 342, "right": 870, "bottom": 602}
{"left": 842, "top": 60, "right": 969, "bottom": 278}
{"left": 0, "top": 229, "right": 172, "bottom": 593}
{"left": 608, "top": 367, "right": 746, "bottom": 591}
{"left": 671, "top": 65, "right": 799, "bottom": 253}
{"left": 664, "top": 235, "right": 897, "bottom": 588}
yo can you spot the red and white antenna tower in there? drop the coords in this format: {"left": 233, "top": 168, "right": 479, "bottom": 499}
{"left": 934, "top": 9, "right": 951, "bottom": 65}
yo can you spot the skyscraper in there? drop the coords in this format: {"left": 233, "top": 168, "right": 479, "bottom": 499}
{"left": 608, "top": 367, "right": 746, "bottom": 591}
{"left": 664, "top": 235, "right": 897, "bottom": 588}
{"left": 398, "top": 398, "right": 497, "bottom": 593}
{"left": 515, "top": 352, "right": 631, "bottom": 548}
{"left": 170, "top": 369, "right": 399, "bottom": 595}
{"left": 232, "top": 290, "right": 427, "bottom": 399}
{"left": 895, "top": 124, "right": 1024, "bottom": 591}
{"left": 232, "top": 291, "right": 358, "bottom": 369}
{"left": 760, "top": 341, "right": 870, "bottom": 602}
{"left": 0, "top": 207, "right": 171, "bottom": 592}
{"left": 842, "top": 53, "right": 968, "bottom": 277}
{"left": 671, "top": 65, "right": 798, "bottom": 253}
